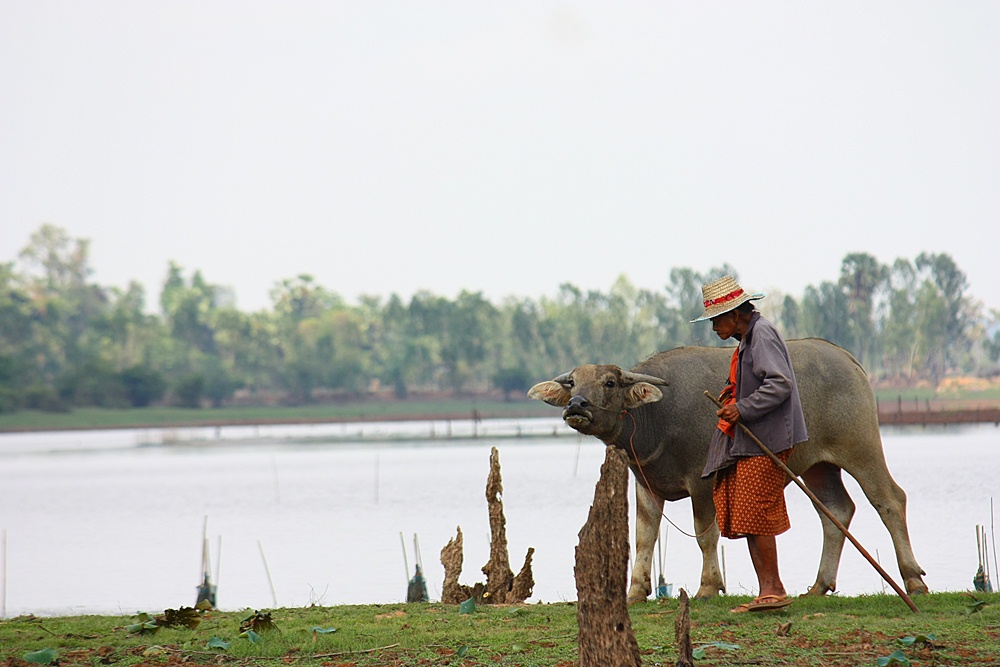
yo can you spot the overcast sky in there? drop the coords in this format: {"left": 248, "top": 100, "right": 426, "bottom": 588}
{"left": 2, "top": 2, "right": 997, "bottom": 315}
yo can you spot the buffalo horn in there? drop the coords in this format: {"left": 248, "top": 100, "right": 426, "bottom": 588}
{"left": 552, "top": 372, "right": 573, "bottom": 385}
{"left": 621, "top": 371, "right": 669, "bottom": 386}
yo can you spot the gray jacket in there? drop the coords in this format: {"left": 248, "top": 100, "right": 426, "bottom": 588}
{"left": 703, "top": 312, "right": 809, "bottom": 477}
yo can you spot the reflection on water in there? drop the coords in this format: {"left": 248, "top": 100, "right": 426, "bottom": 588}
{"left": 0, "top": 421, "right": 997, "bottom": 616}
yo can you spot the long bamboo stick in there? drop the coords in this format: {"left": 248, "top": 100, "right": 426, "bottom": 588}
{"left": 703, "top": 391, "right": 919, "bottom": 613}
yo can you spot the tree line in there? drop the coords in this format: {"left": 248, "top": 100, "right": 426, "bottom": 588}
{"left": 1, "top": 224, "right": 996, "bottom": 413}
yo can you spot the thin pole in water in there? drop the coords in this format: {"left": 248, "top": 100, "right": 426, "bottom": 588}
{"left": 400, "top": 532, "right": 410, "bottom": 584}
{"left": 721, "top": 544, "right": 727, "bottom": 594}
{"left": 258, "top": 541, "right": 278, "bottom": 607}
{"left": 992, "top": 498, "right": 998, "bottom": 591}
{"left": 656, "top": 529, "right": 662, "bottom": 586}
{"left": 977, "top": 526, "right": 983, "bottom": 575}
{"left": 200, "top": 517, "right": 210, "bottom": 581}
{"left": 215, "top": 535, "right": 222, "bottom": 588}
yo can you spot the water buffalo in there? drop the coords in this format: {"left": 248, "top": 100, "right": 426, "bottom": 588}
{"left": 528, "top": 338, "right": 928, "bottom": 601}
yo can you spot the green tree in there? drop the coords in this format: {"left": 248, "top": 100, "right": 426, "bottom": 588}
{"left": 492, "top": 367, "right": 533, "bottom": 401}
{"left": 915, "top": 253, "right": 974, "bottom": 373}
{"left": 881, "top": 259, "right": 919, "bottom": 379}
{"left": 838, "top": 253, "right": 888, "bottom": 369}
{"left": 800, "top": 281, "right": 851, "bottom": 350}
{"left": 121, "top": 364, "right": 167, "bottom": 407}
{"left": 779, "top": 294, "right": 801, "bottom": 339}
{"left": 17, "top": 224, "right": 109, "bottom": 383}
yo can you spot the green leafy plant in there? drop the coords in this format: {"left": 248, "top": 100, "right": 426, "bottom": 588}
{"left": 692, "top": 641, "right": 739, "bottom": 660}
{"left": 23, "top": 648, "right": 58, "bottom": 665}
{"left": 207, "top": 637, "right": 231, "bottom": 650}
{"left": 127, "top": 607, "right": 202, "bottom": 634}
{"left": 240, "top": 609, "right": 278, "bottom": 633}
{"left": 967, "top": 599, "right": 988, "bottom": 614}
{"left": 876, "top": 650, "right": 912, "bottom": 666}
{"left": 241, "top": 629, "right": 263, "bottom": 644}
{"left": 459, "top": 597, "right": 476, "bottom": 614}
{"left": 158, "top": 606, "right": 202, "bottom": 629}
{"left": 898, "top": 633, "right": 936, "bottom": 647}
{"left": 126, "top": 612, "right": 159, "bottom": 635}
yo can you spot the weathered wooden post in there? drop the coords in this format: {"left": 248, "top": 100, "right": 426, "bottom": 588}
{"left": 674, "top": 588, "right": 694, "bottom": 667}
{"left": 575, "top": 446, "right": 641, "bottom": 667}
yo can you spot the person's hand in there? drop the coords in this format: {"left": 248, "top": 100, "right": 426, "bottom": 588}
{"left": 716, "top": 403, "right": 741, "bottom": 424}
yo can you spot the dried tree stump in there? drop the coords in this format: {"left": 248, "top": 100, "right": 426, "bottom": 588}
{"left": 440, "top": 526, "right": 473, "bottom": 604}
{"left": 575, "top": 446, "right": 641, "bottom": 667}
{"left": 482, "top": 446, "right": 515, "bottom": 601}
{"left": 507, "top": 547, "right": 535, "bottom": 603}
{"left": 440, "top": 448, "right": 535, "bottom": 605}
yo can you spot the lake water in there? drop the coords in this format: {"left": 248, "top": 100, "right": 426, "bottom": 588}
{"left": 0, "top": 419, "right": 997, "bottom": 617}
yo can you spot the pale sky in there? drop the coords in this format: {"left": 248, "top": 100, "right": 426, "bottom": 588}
{"left": 2, "top": 2, "right": 998, "bottom": 314}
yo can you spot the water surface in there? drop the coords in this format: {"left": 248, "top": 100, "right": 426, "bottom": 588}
{"left": 0, "top": 420, "right": 996, "bottom": 616}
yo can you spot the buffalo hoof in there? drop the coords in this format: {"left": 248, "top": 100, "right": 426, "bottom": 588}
{"left": 626, "top": 588, "right": 650, "bottom": 605}
{"left": 693, "top": 585, "right": 721, "bottom": 600}
{"left": 801, "top": 582, "right": 835, "bottom": 597}
{"left": 905, "top": 579, "right": 929, "bottom": 596}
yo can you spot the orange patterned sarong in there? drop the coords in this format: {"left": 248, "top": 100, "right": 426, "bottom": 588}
{"left": 713, "top": 449, "right": 792, "bottom": 539}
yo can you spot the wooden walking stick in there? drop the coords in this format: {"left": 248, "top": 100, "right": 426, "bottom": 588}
{"left": 703, "top": 391, "right": 919, "bottom": 613}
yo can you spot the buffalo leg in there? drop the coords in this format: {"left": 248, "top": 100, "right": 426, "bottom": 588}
{"left": 627, "top": 482, "right": 664, "bottom": 603}
{"left": 799, "top": 462, "right": 855, "bottom": 595}
{"left": 845, "top": 455, "right": 929, "bottom": 595}
{"left": 689, "top": 482, "right": 724, "bottom": 598}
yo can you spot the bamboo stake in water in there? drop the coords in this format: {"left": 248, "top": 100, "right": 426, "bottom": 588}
{"left": 258, "top": 541, "right": 278, "bottom": 607}
{"left": 400, "top": 532, "right": 410, "bottom": 583}
{"left": 721, "top": 544, "right": 727, "bottom": 595}
{"left": 703, "top": 391, "right": 919, "bottom": 613}
{"left": 992, "top": 498, "right": 998, "bottom": 592}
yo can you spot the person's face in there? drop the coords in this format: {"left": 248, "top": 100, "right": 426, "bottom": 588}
{"left": 711, "top": 310, "right": 739, "bottom": 340}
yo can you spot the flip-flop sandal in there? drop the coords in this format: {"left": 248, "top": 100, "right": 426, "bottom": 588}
{"left": 747, "top": 595, "right": 793, "bottom": 612}
{"left": 729, "top": 602, "right": 753, "bottom": 614}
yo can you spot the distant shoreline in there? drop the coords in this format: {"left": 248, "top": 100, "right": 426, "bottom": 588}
{"left": 2, "top": 395, "right": 999, "bottom": 433}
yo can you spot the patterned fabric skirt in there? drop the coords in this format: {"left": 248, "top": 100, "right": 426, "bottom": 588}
{"left": 713, "top": 450, "right": 792, "bottom": 539}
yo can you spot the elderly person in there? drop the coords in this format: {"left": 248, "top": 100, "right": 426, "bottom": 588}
{"left": 692, "top": 275, "right": 809, "bottom": 613}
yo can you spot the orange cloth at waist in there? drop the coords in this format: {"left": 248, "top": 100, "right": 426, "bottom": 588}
{"left": 717, "top": 348, "right": 738, "bottom": 439}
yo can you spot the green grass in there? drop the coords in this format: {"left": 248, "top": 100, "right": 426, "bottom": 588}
{"left": 2, "top": 593, "right": 998, "bottom": 666}
{"left": 0, "top": 399, "right": 554, "bottom": 432}
{"left": 873, "top": 386, "right": 1000, "bottom": 403}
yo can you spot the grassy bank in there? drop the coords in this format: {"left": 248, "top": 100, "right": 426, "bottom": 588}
{"left": 0, "top": 399, "right": 553, "bottom": 432}
{"left": 2, "top": 593, "right": 998, "bottom": 666}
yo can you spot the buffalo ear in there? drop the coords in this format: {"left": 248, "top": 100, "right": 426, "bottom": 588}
{"left": 527, "top": 381, "right": 571, "bottom": 407}
{"left": 624, "top": 382, "right": 663, "bottom": 408}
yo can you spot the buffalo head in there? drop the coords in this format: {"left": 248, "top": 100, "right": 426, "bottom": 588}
{"left": 528, "top": 365, "right": 668, "bottom": 437}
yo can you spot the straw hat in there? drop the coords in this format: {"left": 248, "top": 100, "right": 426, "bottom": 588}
{"left": 690, "top": 275, "right": 765, "bottom": 322}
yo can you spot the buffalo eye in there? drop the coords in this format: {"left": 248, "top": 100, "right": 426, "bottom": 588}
{"left": 604, "top": 379, "right": 616, "bottom": 388}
